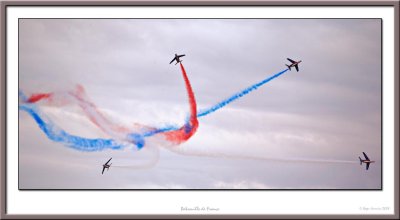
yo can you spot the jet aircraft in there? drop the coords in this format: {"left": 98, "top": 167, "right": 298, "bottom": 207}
{"left": 285, "top": 58, "right": 302, "bottom": 72}
{"left": 359, "top": 152, "right": 374, "bottom": 170}
{"left": 102, "top": 157, "right": 112, "bottom": 174}
{"left": 170, "top": 54, "right": 185, "bottom": 65}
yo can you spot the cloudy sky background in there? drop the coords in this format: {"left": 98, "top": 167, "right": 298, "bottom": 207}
{"left": 19, "top": 19, "right": 381, "bottom": 189}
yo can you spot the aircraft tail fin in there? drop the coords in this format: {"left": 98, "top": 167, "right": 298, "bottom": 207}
{"left": 359, "top": 157, "right": 362, "bottom": 165}
{"left": 286, "top": 64, "right": 291, "bottom": 70}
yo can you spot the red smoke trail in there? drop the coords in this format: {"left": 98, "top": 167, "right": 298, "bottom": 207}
{"left": 70, "top": 85, "right": 132, "bottom": 134}
{"left": 25, "top": 86, "right": 135, "bottom": 137}
{"left": 24, "top": 63, "right": 199, "bottom": 146}
{"left": 162, "top": 63, "right": 199, "bottom": 144}
{"left": 27, "top": 93, "right": 52, "bottom": 103}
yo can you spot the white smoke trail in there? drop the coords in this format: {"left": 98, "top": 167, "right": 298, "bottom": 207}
{"left": 166, "top": 146, "right": 357, "bottom": 164}
{"left": 111, "top": 146, "right": 160, "bottom": 169}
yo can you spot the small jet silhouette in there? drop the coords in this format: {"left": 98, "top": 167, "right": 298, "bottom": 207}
{"left": 169, "top": 54, "right": 185, "bottom": 65}
{"left": 102, "top": 157, "right": 112, "bottom": 174}
{"left": 285, "top": 58, "right": 302, "bottom": 72}
{"left": 359, "top": 152, "right": 374, "bottom": 170}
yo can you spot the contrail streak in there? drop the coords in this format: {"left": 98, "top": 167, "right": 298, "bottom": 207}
{"left": 168, "top": 147, "right": 357, "bottom": 164}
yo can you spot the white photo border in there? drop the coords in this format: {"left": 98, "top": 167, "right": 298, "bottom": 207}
{"left": 5, "top": 4, "right": 396, "bottom": 216}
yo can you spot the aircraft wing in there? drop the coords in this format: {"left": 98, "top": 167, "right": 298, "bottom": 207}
{"left": 294, "top": 65, "right": 299, "bottom": 72}
{"left": 178, "top": 54, "right": 185, "bottom": 58}
{"left": 105, "top": 157, "right": 112, "bottom": 165}
{"left": 287, "top": 58, "right": 296, "bottom": 63}
{"left": 363, "top": 152, "right": 370, "bottom": 160}
{"left": 366, "top": 163, "right": 370, "bottom": 170}
{"left": 169, "top": 58, "right": 176, "bottom": 64}
{"left": 102, "top": 166, "right": 106, "bottom": 174}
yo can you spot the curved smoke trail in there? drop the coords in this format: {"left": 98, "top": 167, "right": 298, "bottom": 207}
{"left": 161, "top": 63, "right": 199, "bottom": 144}
{"left": 20, "top": 90, "right": 124, "bottom": 152}
{"left": 112, "top": 143, "right": 161, "bottom": 170}
{"left": 19, "top": 104, "right": 124, "bottom": 151}
{"left": 20, "top": 63, "right": 199, "bottom": 151}
{"left": 20, "top": 65, "right": 291, "bottom": 165}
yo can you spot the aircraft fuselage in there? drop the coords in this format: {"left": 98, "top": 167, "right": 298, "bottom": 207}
{"left": 288, "top": 60, "right": 301, "bottom": 67}
{"left": 359, "top": 152, "right": 373, "bottom": 170}
{"left": 174, "top": 54, "right": 182, "bottom": 63}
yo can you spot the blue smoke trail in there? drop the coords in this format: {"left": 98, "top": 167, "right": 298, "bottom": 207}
{"left": 19, "top": 68, "right": 289, "bottom": 152}
{"left": 19, "top": 90, "right": 181, "bottom": 150}
{"left": 19, "top": 90, "right": 28, "bottom": 102}
{"left": 135, "top": 68, "right": 289, "bottom": 140}
{"left": 126, "top": 125, "right": 179, "bottom": 149}
{"left": 19, "top": 104, "right": 123, "bottom": 151}
{"left": 197, "top": 69, "right": 289, "bottom": 117}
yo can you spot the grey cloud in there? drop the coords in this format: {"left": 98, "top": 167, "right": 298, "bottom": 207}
{"left": 19, "top": 19, "right": 381, "bottom": 189}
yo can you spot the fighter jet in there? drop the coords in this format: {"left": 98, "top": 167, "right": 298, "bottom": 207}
{"left": 359, "top": 152, "right": 375, "bottom": 170}
{"left": 285, "top": 58, "right": 302, "bottom": 72}
{"left": 169, "top": 54, "right": 185, "bottom": 65}
{"left": 102, "top": 157, "right": 112, "bottom": 174}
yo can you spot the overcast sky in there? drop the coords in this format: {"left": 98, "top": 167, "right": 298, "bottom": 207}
{"left": 19, "top": 19, "right": 381, "bottom": 189}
